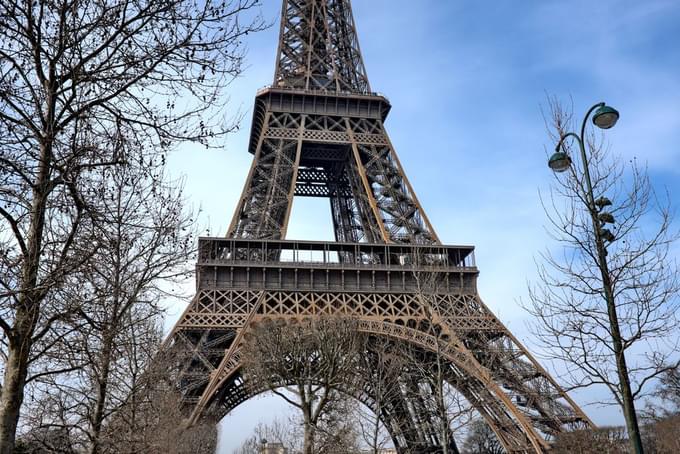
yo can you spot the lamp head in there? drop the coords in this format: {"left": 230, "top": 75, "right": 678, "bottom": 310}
{"left": 548, "top": 150, "right": 572, "bottom": 173}
{"left": 593, "top": 104, "right": 620, "bottom": 129}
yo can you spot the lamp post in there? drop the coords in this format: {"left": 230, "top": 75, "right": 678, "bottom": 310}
{"left": 548, "top": 103, "right": 644, "bottom": 454}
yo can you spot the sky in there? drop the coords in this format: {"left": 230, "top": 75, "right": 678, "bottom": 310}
{"left": 164, "top": 1, "right": 680, "bottom": 452}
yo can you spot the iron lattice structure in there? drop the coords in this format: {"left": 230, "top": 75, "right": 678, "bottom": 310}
{"left": 166, "top": 1, "right": 593, "bottom": 452}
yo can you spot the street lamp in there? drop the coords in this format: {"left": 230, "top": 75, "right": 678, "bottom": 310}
{"left": 592, "top": 104, "right": 620, "bottom": 129}
{"left": 546, "top": 102, "right": 644, "bottom": 454}
{"left": 548, "top": 102, "right": 619, "bottom": 241}
{"left": 547, "top": 151, "right": 571, "bottom": 173}
{"left": 548, "top": 102, "right": 619, "bottom": 171}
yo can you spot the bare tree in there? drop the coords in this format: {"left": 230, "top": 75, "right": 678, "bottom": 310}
{"left": 402, "top": 341, "right": 473, "bottom": 454}
{"left": 23, "top": 332, "right": 219, "bottom": 454}
{"left": 649, "top": 367, "right": 680, "bottom": 415}
{"left": 311, "top": 395, "right": 362, "bottom": 454}
{"left": 550, "top": 413, "right": 680, "bottom": 454}
{"left": 641, "top": 367, "right": 680, "bottom": 454}
{"left": 551, "top": 426, "right": 628, "bottom": 454}
{"left": 233, "top": 410, "right": 362, "bottom": 454}
{"left": 526, "top": 99, "right": 680, "bottom": 452}
{"left": 240, "top": 318, "right": 364, "bottom": 454}
{"left": 353, "top": 337, "right": 404, "bottom": 453}
{"left": 21, "top": 161, "right": 195, "bottom": 453}
{"left": 402, "top": 250, "right": 475, "bottom": 454}
{"left": 233, "top": 417, "right": 302, "bottom": 454}
{"left": 101, "top": 346, "right": 219, "bottom": 454}
{"left": 0, "top": 0, "right": 265, "bottom": 450}
{"left": 14, "top": 426, "right": 77, "bottom": 453}
{"left": 643, "top": 415, "right": 680, "bottom": 454}
{"left": 460, "top": 418, "right": 504, "bottom": 454}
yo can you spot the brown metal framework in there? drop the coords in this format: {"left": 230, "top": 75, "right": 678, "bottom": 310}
{"left": 165, "top": 1, "right": 593, "bottom": 452}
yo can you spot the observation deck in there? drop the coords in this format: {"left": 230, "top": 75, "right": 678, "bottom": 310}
{"left": 196, "top": 238, "right": 478, "bottom": 294}
{"left": 248, "top": 86, "right": 393, "bottom": 154}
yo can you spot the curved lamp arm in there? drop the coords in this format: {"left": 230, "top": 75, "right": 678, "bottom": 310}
{"left": 554, "top": 102, "right": 607, "bottom": 212}
{"left": 580, "top": 102, "right": 606, "bottom": 142}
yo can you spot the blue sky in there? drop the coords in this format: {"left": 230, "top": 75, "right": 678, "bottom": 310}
{"left": 165, "top": 1, "right": 680, "bottom": 451}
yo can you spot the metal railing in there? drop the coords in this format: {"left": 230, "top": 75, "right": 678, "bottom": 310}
{"left": 256, "top": 84, "right": 389, "bottom": 101}
{"left": 197, "top": 238, "right": 476, "bottom": 271}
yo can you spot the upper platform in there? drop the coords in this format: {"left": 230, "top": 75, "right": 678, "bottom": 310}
{"left": 247, "top": 86, "right": 392, "bottom": 154}
{"left": 198, "top": 237, "right": 476, "bottom": 270}
{"left": 196, "top": 238, "right": 478, "bottom": 294}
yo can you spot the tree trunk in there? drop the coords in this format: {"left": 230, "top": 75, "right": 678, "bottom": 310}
{"left": 437, "top": 378, "right": 449, "bottom": 454}
{"left": 88, "top": 333, "right": 115, "bottom": 454}
{"left": 597, "top": 240, "right": 644, "bottom": 454}
{"left": 607, "top": 296, "right": 644, "bottom": 454}
{"left": 0, "top": 135, "right": 54, "bottom": 453}
{"left": 371, "top": 401, "right": 381, "bottom": 453}
{"left": 302, "top": 422, "right": 313, "bottom": 454}
{"left": 435, "top": 337, "right": 450, "bottom": 454}
{"left": 0, "top": 329, "right": 31, "bottom": 454}
{"left": 302, "top": 405, "right": 313, "bottom": 454}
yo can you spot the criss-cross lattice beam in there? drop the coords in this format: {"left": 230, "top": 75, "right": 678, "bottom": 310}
{"left": 230, "top": 108, "right": 439, "bottom": 244}
{"left": 274, "top": 0, "right": 370, "bottom": 93}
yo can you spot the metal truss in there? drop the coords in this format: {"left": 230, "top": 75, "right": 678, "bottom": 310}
{"left": 228, "top": 107, "right": 438, "bottom": 244}
{"left": 164, "top": 1, "right": 594, "bottom": 453}
{"left": 166, "top": 240, "right": 592, "bottom": 453}
{"left": 275, "top": 0, "right": 370, "bottom": 92}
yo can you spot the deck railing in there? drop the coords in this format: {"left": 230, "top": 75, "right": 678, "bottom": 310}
{"left": 256, "top": 84, "right": 389, "bottom": 101}
{"left": 197, "top": 238, "right": 476, "bottom": 271}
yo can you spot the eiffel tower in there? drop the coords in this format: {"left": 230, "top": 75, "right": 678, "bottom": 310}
{"left": 166, "top": 1, "right": 593, "bottom": 452}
